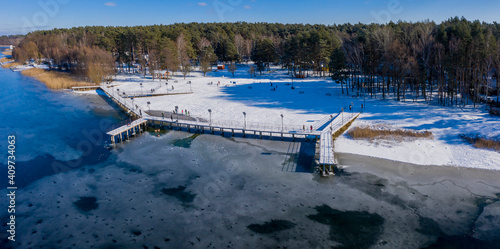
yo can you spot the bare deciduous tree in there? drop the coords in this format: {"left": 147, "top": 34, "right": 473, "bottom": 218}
{"left": 228, "top": 63, "right": 237, "bottom": 77}
{"left": 248, "top": 65, "right": 256, "bottom": 78}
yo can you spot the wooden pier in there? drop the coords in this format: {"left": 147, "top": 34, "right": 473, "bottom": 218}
{"left": 71, "top": 86, "right": 101, "bottom": 91}
{"left": 107, "top": 118, "right": 148, "bottom": 143}
{"left": 146, "top": 116, "right": 322, "bottom": 140}
{"left": 318, "top": 112, "right": 361, "bottom": 176}
{"left": 121, "top": 91, "right": 193, "bottom": 98}
{"left": 99, "top": 85, "right": 143, "bottom": 118}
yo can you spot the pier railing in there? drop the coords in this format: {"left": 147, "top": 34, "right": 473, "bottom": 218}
{"left": 119, "top": 89, "right": 193, "bottom": 97}
{"left": 210, "top": 119, "right": 311, "bottom": 133}
{"left": 149, "top": 115, "right": 320, "bottom": 135}
{"left": 106, "top": 117, "right": 134, "bottom": 132}
{"left": 100, "top": 84, "right": 144, "bottom": 117}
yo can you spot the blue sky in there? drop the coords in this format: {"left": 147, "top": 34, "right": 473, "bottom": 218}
{"left": 1, "top": 0, "right": 499, "bottom": 35}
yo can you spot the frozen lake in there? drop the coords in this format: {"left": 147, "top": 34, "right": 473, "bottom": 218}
{"left": 4, "top": 131, "right": 500, "bottom": 249}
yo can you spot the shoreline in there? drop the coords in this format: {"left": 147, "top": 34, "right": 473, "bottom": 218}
{"left": 5, "top": 63, "right": 95, "bottom": 89}
{"left": 336, "top": 152, "right": 500, "bottom": 175}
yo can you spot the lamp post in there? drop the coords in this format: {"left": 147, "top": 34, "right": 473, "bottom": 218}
{"left": 140, "top": 83, "right": 143, "bottom": 95}
{"left": 243, "top": 112, "right": 247, "bottom": 129}
{"left": 208, "top": 109, "right": 212, "bottom": 126}
{"left": 341, "top": 108, "right": 344, "bottom": 125}
{"left": 280, "top": 114, "right": 284, "bottom": 132}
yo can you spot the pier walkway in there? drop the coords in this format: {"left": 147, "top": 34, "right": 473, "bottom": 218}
{"left": 147, "top": 115, "right": 322, "bottom": 139}
{"left": 121, "top": 90, "right": 193, "bottom": 98}
{"left": 99, "top": 85, "right": 143, "bottom": 117}
{"left": 107, "top": 118, "right": 148, "bottom": 143}
{"left": 71, "top": 86, "right": 100, "bottom": 91}
{"left": 318, "top": 111, "right": 360, "bottom": 176}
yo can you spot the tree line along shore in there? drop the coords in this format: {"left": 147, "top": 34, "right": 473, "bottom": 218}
{"left": 2, "top": 17, "right": 500, "bottom": 108}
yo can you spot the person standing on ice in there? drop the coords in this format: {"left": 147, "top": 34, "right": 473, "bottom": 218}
{"left": 303, "top": 125, "right": 305, "bottom": 131}
{"left": 310, "top": 125, "right": 313, "bottom": 132}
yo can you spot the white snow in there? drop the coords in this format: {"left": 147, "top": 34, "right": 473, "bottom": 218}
{"left": 72, "top": 89, "right": 99, "bottom": 95}
{"left": 109, "top": 65, "right": 500, "bottom": 170}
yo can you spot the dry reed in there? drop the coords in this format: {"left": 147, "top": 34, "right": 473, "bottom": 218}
{"left": 348, "top": 126, "right": 433, "bottom": 141}
{"left": 21, "top": 68, "right": 93, "bottom": 89}
{"left": 0, "top": 57, "right": 13, "bottom": 63}
{"left": 2, "top": 51, "right": 12, "bottom": 56}
{"left": 460, "top": 134, "right": 500, "bottom": 152}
